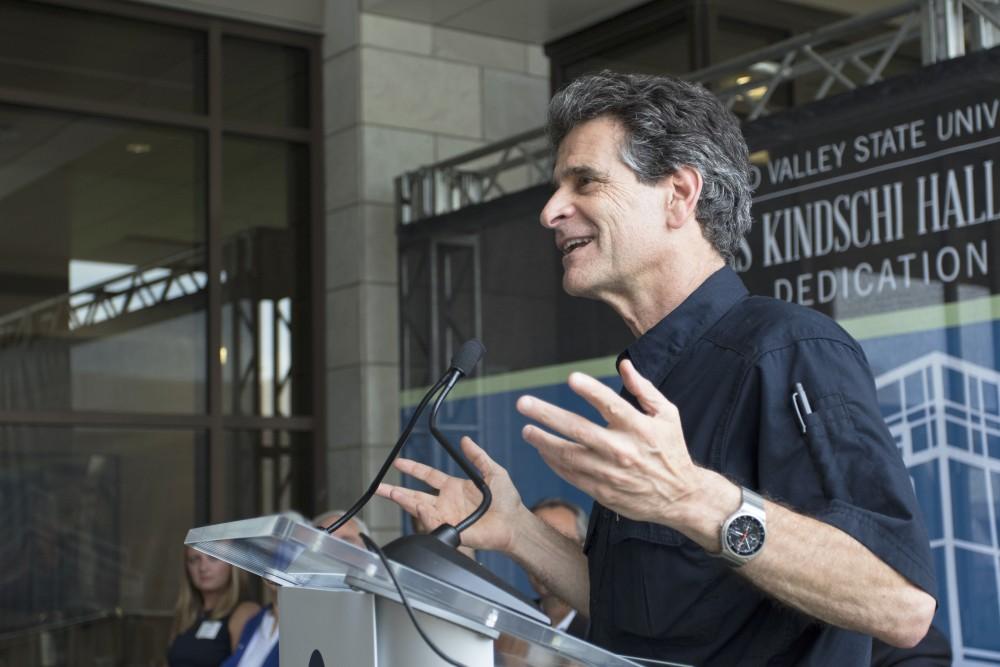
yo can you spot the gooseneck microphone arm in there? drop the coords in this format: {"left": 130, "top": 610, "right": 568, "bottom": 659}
{"left": 325, "top": 373, "right": 449, "bottom": 535}
{"left": 427, "top": 372, "right": 491, "bottom": 536}
{"left": 377, "top": 338, "right": 549, "bottom": 623}
{"left": 325, "top": 339, "right": 486, "bottom": 536}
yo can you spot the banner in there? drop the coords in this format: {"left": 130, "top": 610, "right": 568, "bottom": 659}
{"left": 742, "top": 47, "right": 1000, "bottom": 665}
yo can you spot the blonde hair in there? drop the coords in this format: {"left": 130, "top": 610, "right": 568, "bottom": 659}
{"left": 169, "top": 547, "right": 246, "bottom": 640}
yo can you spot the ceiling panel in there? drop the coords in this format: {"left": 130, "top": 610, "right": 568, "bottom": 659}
{"left": 360, "top": 0, "right": 487, "bottom": 26}
{"left": 442, "top": 0, "right": 649, "bottom": 43}
{"left": 362, "top": 0, "right": 649, "bottom": 44}
{"left": 360, "top": 0, "right": 900, "bottom": 45}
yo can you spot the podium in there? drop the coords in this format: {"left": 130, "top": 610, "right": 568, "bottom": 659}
{"left": 186, "top": 514, "right": 690, "bottom": 667}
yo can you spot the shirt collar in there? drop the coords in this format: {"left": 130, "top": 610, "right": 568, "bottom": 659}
{"left": 617, "top": 266, "right": 748, "bottom": 387}
{"left": 554, "top": 608, "right": 578, "bottom": 632}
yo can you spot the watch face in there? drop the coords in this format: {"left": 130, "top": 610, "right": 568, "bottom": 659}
{"left": 725, "top": 515, "right": 765, "bottom": 557}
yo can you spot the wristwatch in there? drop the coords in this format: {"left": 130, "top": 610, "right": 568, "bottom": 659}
{"left": 719, "top": 487, "right": 767, "bottom": 566}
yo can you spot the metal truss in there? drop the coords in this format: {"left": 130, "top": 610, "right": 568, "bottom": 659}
{"left": 0, "top": 229, "right": 296, "bottom": 418}
{"left": 222, "top": 231, "right": 296, "bottom": 418}
{"left": 690, "top": 0, "right": 926, "bottom": 119}
{"left": 395, "top": 0, "right": 1000, "bottom": 225}
{"left": 0, "top": 249, "right": 206, "bottom": 347}
{"left": 396, "top": 128, "right": 551, "bottom": 225}
{"left": 255, "top": 428, "right": 306, "bottom": 514}
{"left": 399, "top": 236, "right": 481, "bottom": 387}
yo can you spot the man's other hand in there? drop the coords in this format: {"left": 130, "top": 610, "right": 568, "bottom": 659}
{"left": 376, "top": 436, "right": 528, "bottom": 553}
{"left": 517, "top": 359, "right": 705, "bottom": 527}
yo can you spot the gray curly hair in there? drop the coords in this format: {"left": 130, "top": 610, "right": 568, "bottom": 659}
{"left": 547, "top": 71, "right": 752, "bottom": 265}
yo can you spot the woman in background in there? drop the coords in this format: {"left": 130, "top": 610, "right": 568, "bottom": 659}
{"left": 166, "top": 547, "right": 260, "bottom": 667}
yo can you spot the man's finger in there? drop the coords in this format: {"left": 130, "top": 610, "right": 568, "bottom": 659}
{"left": 567, "top": 371, "right": 642, "bottom": 425}
{"left": 376, "top": 483, "right": 434, "bottom": 517}
{"left": 522, "top": 423, "right": 607, "bottom": 479}
{"left": 460, "top": 436, "right": 499, "bottom": 477}
{"left": 619, "top": 359, "right": 670, "bottom": 416}
{"left": 533, "top": 442, "right": 606, "bottom": 496}
{"left": 521, "top": 422, "right": 576, "bottom": 452}
{"left": 516, "top": 394, "right": 610, "bottom": 450}
{"left": 394, "top": 457, "right": 452, "bottom": 490}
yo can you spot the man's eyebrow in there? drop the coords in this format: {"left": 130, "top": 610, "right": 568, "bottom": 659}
{"left": 551, "top": 165, "right": 610, "bottom": 188}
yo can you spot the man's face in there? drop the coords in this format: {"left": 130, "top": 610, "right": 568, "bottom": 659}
{"left": 540, "top": 116, "right": 673, "bottom": 300}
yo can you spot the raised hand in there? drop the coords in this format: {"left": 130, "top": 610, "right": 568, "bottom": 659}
{"left": 376, "top": 436, "right": 528, "bottom": 553}
{"left": 516, "top": 359, "right": 705, "bottom": 526}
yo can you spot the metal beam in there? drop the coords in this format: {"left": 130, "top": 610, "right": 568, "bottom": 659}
{"left": 394, "top": 0, "right": 999, "bottom": 221}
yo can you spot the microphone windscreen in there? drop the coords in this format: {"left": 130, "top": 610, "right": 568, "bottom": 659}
{"left": 450, "top": 339, "right": 485, "bottom": 376}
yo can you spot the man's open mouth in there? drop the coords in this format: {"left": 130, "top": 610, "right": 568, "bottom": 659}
{"left": 560, "top": 237, "right": 593, "bottom": 256}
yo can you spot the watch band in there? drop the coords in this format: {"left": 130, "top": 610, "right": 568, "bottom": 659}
{"left": 741, "top": 488, "right": 766, "bottom": 515}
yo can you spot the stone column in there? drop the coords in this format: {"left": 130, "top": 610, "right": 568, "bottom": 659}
{"left": 322, "top": 2, "right": 549, "bottom": 544}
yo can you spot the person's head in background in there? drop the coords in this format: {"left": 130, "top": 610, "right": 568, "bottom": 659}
{"left": 531, "top": 498, "right": 588, "bottom": 546}
{"left": 527, "top": 498, "right": 588, "bottom": 614}
{"left": 312, "top": 509, "right": 369, "bottom": 548}
{"left": 171, "top": 547, "right": 247, "bottom": 639}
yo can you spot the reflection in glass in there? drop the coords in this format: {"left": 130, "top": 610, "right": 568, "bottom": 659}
{"left": 221, "top": 430, "right": 312, "bottom": 518}
{"left": 950, "top": 459, "right": 991, "bottom": 544}
{"left": 955, "top": 547, "right": 1000, "bottom": 650}
{"left": 0, "top": 426, "right": 200, "bottom": 665}
{"left": 910, "top": 461, "right": 942, "bottom": 539}
{"left": 221, "top": 137, "right": 310, "bottom": 416}
{"left": 222, "top": 37, "right": 308, "bottom": 127}
{"left": 0, "top": 0, "right": 206, "bottom": 113}
{"left": 0, "top": 106, "right": 207, "bottom": 413}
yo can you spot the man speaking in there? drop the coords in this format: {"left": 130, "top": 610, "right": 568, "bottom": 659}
{"left": 378, "top": 71, "right": 936, "bottom": 665}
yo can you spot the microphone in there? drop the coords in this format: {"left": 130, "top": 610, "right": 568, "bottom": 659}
{"left": 326, "top": 338, "right": 545, "bottom": 622}
{"left": 415, "top": 342, "right": 491, "bottom": 546}
{"left": 324, "top": 339, "right": 485, "bottom": 537}
{"left": 449, "top": 338, "right": 484, "bottom": 377}
{"left": 381, "top": 341, "right": 547, "bottom": 624}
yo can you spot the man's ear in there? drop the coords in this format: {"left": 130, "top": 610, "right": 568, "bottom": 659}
{"left": 663, "top": 165, "right": 703, "bottom": 229}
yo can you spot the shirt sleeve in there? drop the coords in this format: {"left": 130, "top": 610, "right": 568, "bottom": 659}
{"left": 750, "top": 336, "right": 937, "bottom": 598}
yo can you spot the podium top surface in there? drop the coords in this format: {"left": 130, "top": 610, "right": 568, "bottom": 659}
{"left": 186, "top": 514, "right": 690, "bottom": 667}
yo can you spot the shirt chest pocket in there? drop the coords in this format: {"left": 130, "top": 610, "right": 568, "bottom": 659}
{"left": 606, "top": 519, "right": 727, "bottom": 643}
{"left": 799, "top": 392, "right": 857, "bottom": 503}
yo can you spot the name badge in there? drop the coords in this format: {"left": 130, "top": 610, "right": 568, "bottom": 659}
{"left": 195, "top": 620, "right": 223, "bottom": 639}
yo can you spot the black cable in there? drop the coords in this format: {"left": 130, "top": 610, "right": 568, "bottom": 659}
{"left": 427, "top": 373, "right": 492, "bottom": 534}
{"left": 326, "top": 374, "right": 450, "bottom": 535}
{"left": 360, "top": 533, "right": 468, "bottom": 667}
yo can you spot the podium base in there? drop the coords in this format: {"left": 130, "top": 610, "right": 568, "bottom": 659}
{"left": 382, "top": 533, "right": 548, "bottom": 624}
{"left": 280, "top": 586, "right": 495, "bottom": 667}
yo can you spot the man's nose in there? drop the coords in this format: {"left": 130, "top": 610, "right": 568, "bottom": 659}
{"left": 540, "top": 189, "right": 573, "bottom": 228}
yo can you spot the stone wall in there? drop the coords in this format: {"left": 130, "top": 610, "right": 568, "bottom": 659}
{"left": 322, "top": 6, "right": 550, "bottom": 542}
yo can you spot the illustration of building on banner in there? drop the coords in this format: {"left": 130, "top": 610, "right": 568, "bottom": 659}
{"left": 876, "top": 352, "right": 1000, "bottom": 665}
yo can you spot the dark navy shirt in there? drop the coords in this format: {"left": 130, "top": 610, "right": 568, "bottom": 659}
{"left": 167, "top": 611, "right": 233, "bottom": 667}
{"left": 585, "top": 267, "right": 936, "bottom": 666}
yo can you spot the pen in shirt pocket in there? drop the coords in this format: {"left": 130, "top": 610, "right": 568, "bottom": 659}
{"left": 792, "top": 382, "right": 813, "bottom": 434}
